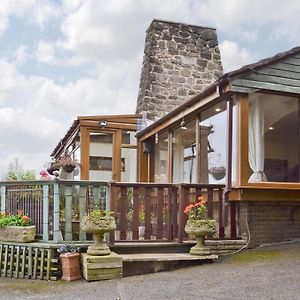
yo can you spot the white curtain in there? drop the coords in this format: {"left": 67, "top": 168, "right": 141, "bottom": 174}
{"left": 248, "top": 96, "right": 267, "bottom": 182}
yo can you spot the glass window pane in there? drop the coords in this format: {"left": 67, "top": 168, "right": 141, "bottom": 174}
{"left": 249, "top": 93, "right": 299, "bottom": 182}
{"left": 154, "top": 132, "right": 168, "bottom": 183}
{"left": 200, "top": 102, "right": 227, "bottom": 184}
{"left": 172, "top": 120, "right": 196, "bottom": 183}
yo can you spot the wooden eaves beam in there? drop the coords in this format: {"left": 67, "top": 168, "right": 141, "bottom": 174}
{"left": 79, "top": 120, "right": 137, "bottom": 131}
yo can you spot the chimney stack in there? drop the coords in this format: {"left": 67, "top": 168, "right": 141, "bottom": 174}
{"left": 136, "top": 19, "right": 223, "bottom": 121}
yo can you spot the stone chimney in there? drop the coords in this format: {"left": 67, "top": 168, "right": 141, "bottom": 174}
{"left": 136, "top": 19, "right": 223, "bottom": 121}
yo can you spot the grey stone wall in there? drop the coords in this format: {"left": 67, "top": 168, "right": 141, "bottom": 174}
{"left": 136, "top": 19, "right": 223, "bottom": 121}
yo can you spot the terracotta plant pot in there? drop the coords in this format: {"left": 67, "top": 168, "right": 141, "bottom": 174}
{"left": 60, "top": 252, "right": 81, "bottom": 281}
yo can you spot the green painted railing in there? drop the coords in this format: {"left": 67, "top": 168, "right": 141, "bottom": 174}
{"left": 0, "top": 180, "right": 108, "bottom": 242}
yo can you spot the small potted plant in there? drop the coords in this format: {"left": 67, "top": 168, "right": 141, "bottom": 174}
{"left": 184, "top": 196, "right": 217, "bottom": 255}
{"left": 47, "top": 160, "right": 61, "bottom": 175}
{"left": 57, "top": 156, "right": 79, "bottom": 173}
{"left": 0, "top": 210, "right": 36, "bottom": 243}
{"left": 57, "top": 243, "right": 81, "bottom": 281}
{"left": 80, "top": 209, "right": 116, "bottom": 256}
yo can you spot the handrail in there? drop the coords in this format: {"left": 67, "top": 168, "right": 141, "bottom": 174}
{"left": 0, "top": 180, "right": 235, "bottom": 243}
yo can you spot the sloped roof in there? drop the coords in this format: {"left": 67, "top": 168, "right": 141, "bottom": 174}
{"left": 137, "top": 45, "right": 300, "bottom": 138}
{"left": 224, "top": 45, "right": 300, "bottom": 79}
{"left": 50, "top": 120, "right": 79, "bottom": 157}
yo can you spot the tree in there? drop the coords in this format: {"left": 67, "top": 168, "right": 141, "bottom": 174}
{"left": 4, "top": 158, "right": 36, "bottom": 181}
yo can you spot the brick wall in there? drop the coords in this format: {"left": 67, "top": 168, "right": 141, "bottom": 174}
{"left": 238, "top": 201, "right": 300, "bottom": 247}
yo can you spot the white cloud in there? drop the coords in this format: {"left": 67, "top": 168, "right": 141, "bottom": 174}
{"left": 219, "top": 40, "right": 255, "bottom": 73}
{"left": 14, "top": 45, "right": 30, "bottom": 65}
{"left": 36, "top": 41, "right": 57, "bottom": 64}
{"left": 194, "top": 0, "right": 300, "bottom": 43}
{"left": 0, "top": 0, "right": 60, "bottom": 35}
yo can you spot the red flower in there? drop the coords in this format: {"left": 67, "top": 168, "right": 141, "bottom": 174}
{"left": 22, "top": 215, "right": 29, "bottom": 221}
{"left": 184, "top": 203, "right": 194, "bottom": 214}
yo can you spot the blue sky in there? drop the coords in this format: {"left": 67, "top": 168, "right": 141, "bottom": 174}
{"left": 1, "top": 0, "right": 300, "bottom": 177}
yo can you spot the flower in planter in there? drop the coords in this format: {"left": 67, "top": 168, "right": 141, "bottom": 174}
{"left": 57, "top": 243, "right": 80, "bottom": 255}
{"left": 56, "top": 156, "right": 79, "bottom": 173}
{"left": 0, "top": 210, "right": 31, "bottom": 227}
{"left": 184, "top": 196, "right": 207, "bottom": 220}
{"left": 58, "top": 243, "right": 81, "bottom": 281}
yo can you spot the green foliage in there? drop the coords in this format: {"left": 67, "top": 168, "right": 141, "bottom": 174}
{"left": 87, "top": 208, "right": 114, "bottom": 220}
{"left": 4, "top": 158, "right": 35, "bottom": 181}
{"left": 0, "top": 211, "right": 31, "bottom": 227}
{"left": 57, "top": 243, "right": 80, "bottom": 254}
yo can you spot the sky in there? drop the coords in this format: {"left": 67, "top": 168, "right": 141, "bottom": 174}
{"left": 1, "top": 0, "right": 300, "bottom": 178}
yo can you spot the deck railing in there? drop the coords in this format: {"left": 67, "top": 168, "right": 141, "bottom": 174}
{"left": 0, "top": 180, "right": 237, "bottom": 243}
{"left": 109, "top": 182, "right": 233, "bottom": 244}
{"left": 0, "top": 180, "right": 108, "bottom": 242}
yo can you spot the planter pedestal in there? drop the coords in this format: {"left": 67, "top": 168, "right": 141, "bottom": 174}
{"left": 81, "top": 252, "right": 123, "bottom": 281}
{"left": 190, "top": 235, "right": 211, "bottom": 256}
{"left": 87, "top": 232, "right": 110, "bottom": 256}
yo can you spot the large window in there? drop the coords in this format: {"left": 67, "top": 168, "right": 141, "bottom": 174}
{"left": 248, "top": 93, "right": 299, "bottom": 182}
{"left": 173, "top": 120, "right": 196, "bottom": 183}
{"left": 154, "top": 132, "right": 168, "bottom": 183}
{"left": 200, "top": 103, "right": 227, "bottom": 184}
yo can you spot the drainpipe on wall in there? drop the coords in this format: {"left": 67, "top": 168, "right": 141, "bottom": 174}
{"left": 218, "top": 82, "right": 233, "bottom": 235}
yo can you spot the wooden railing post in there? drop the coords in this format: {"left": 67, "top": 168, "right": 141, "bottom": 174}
{"left": 178, "top": 184, "right": 185, "bottom": 243}
{"left": 1, "top": 185, "right": 6, "bottom": 213}
{"left": 167, "top": 186, "right": 174, "bottom": 241}
{"left": 144, "top": 187, "right": 152, "bottom": 240}
{"left": 207, "top": 188, "right": 213, "bottom": 219}
{"left": 64, "top": 185, "right": 73, "bottom": 241}
{"left": 53, "top": 182, "right": 61, "bottom": 243}
{"left": 105, "top": 183, "right": 110, "bottom": 211}
{"left": 42, "top": 184, "right": 49, "bottom": 242}
{"left": 120, "top": 186, "right": 128, "bottom": 240}
{"left": 219, "top": 188, "right": 225, "bottom": 239}
{"left": 156, "top": 187, "right": 164, "bottom": 240}
{"left": 132, "top": 186, "right": 139, "bottom": 240}
{"left": 109, "top": 182, "right": 116, "bottom": 245}
{"left": 79, "top": 185, "right": 87, "bottom": 241}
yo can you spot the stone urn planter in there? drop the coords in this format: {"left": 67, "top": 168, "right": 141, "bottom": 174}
{"left": 0, "top": 225, "right": 36, "bottom": 243}
{"left": 185, "top": 219, "right": 217, "bottom": 255}
{"left": 81, "top": 212, "right": 116, "bottom": 256}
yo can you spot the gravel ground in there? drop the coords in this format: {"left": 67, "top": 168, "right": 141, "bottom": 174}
{"left": 0, "top": 241, "right": 300, "bottom": 300}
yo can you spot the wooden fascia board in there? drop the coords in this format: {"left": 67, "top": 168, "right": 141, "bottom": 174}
{"left": 79, "top": 117, "right": 140, "bottom": 125}
{"left": 78, "top": 114, "right": 142, "bottom": 120}
{"left": 79, "top": 120, "right": 137, "bottom": 130}
{"left": 138, "top": 90, "right": 220, "bottom": 141}
{"left": 229, "top": 186, "right": 300, "bottom": 202}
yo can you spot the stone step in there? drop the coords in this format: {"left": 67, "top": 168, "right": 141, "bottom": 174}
{"left": 112, "top": 239, "right": 247, "bottom": 255}
{"left": 121, "top": 253, "right": 218, "bottom": 262}
{"left": 121, "top": 252, "right": 218, "bottom": 277}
